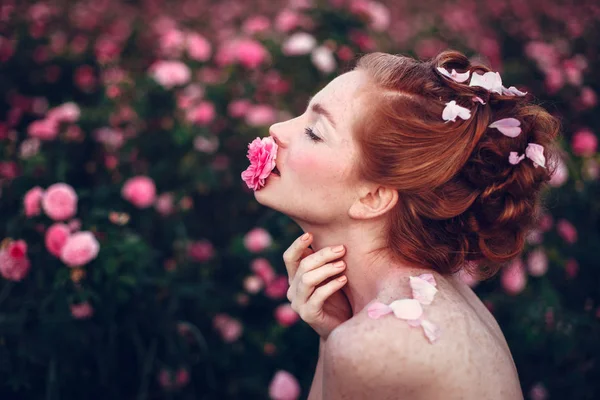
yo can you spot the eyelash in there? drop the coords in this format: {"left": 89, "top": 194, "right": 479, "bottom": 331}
{"left": 304, "top": 127, "right": 321, "bottom": 142}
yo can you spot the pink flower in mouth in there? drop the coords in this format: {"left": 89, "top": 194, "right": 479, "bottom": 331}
{"left": 241, "top": 136, "right": 278, "bottom": 191}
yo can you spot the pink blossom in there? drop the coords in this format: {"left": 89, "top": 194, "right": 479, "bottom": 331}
{"left": 188, "top": 240, "right": 215, "bottom": 262}
{"left": 243, "top": 227, "right": 273, "bottom": 252}
{"left": 556, "top": 219, "right": 577, "bottom": 244}
{"left": 245, "top": 105, "right": 277, "bottom": 127}
{"left": 529, "top": 383, "right": 548, "bottom": 400}
{"left": 565, "top": 258, "right": 579, "bottom": 279}
{"left": 311, "top": 46, "right": 336, "bottom": 73}
{"left": 41, "top": 183, "right": 78, "bottom": 221}
{"left": 539, "top": 213, "right": 554, "bottom": 231}
{"left": 121, "top": 176, "right": 157, "bottom": 208}
{"left": 23, "top": 186, "right": 44, "bottom": 217}
{"left": 45, "top": 223, "right": 70, "bottom": 257}
{"left": 213, "top": 313, "right": 243, "bottom": 342}
{"left": 236, "top": 39, "right": 269, "bottom": 69}
{"left": 500, "top": 259, "right": 527, "bottom": 295}
{"left": 228, "top": 99, "right": 252, "bottom": 118}
{"left": 155, "top": 193, "right": 175, "bottom": 216}
{"left": 269, "top": 370, "right": 301, "bottom": 400}
{"left": 159, "top": 28, "right": 185, "bottom": 58}
{"left": 74, "top": 65, "right": 96, "bottom": 92}
{"left": 94, "top": 36, "right": 121, "bottom": 63}
{"left": 579, "top": 87, "right": 597, "bottom": 109}
{"left": 548, "top": 156, "right": 568, "bottom": 187}
{"left": 251, "top": 258, "right": 276, "bottom": 284}
{"left": 0, "top": 36, "right": 15, "bottom": 62}
{"left": 274, "top": 303, "right": 300, "bottom": 327}
{"left": 149, "top": 60, "right": 191, "bottom": 89}
{"left": 243, "top": 15, "right": 271, "bottom": 34}
{"left": 241, "top": 137, "right": 278, "bottom": 190}
{"left": 47, "top": 102, "right": 80, "bottom": 123}
{"left": 60, "top": 231, "right": 100, "bottom": 268}
{"left": 27, "top": 118, "right": 59, "bottom": 140}
{"left": 0, "top": 162, "right": 18, "bottom": 180}
{"left": 282, "top": 32, "right": 316, "bottom": 56}
{"left": 265, "top": 276, "right": 289, "bottom": 300}
{"left": 544, "top": 67, "right": 564, "bottom": 94}
{"left": 70, "top": 301, "right": 94, "bottom": 319}
{"left": 193, "top": 135, "right": 219, "bottom": 153}
{"left": 527, "top": 248, "right": 548, "bottom": 277}
{"left": 0, "top": 240, "right": 31, "bottom": 281}
{"left": 275, "top": 10, "right": 302, "bottom": 32}
{"left": 243, "top": 275, "right": 264, "bottom": 293}
{"left": 571, "top": 128, "right": 597, "bottom": 157}
{"left": 185, "top": 101, "right": 215, "bottom": 125}
{"left": 186, "top": 32, "right": 212, "bottom": 62}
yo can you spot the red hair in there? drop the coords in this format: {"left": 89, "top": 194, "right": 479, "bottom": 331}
{"left": 352, "top": 50, "right": 562, "bottom": 279}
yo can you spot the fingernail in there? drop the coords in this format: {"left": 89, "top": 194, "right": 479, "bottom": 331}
{"left": 333, "top": 261, "right": 345, "bottom": 268}
{"left": 337, "top": 276, "right": 347, "bottom": 282}
{"left": 332, "top": 245, "right": 344, "bottom": 253}
{"left": 301, "top": 233, "right": 310, "bottom": 241}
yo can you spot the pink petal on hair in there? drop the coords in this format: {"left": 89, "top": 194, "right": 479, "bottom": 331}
{"left": 417, "top": 273, "right": 437, "bottom": 287}
{"left": 406, "top": 318, "right": 422, "bottom": 327}
{"left": 437, "top": 67, "right": 470, "bottom": 83}
{"left": 489, "top": 118, "right": 522, "bottom": 137}
{"left": 509, "top": 152, "right": 525, "bottom": 165}
{"left": 420, "top": 319, "right": 441, "bottom": 343}
{"left": 502, "top": 86, "right": 528, "bottom": 96}
{"left": 526, "top": 143, "right": 546, "bottom": 168}
{"left": 469, "top": 71, "right": 503, "bottom": 94}
{"left": 367, "top": 302, "right": 394, "bottom": 319}
{"left": 389, "top": 299, "right": 423, "bottom": 320}
{"left": 409, "top": 276, "right": 438, "bottom": 305}
{"left": 472, "top": 96, "right": 486, "bottom": 105}
{"left": 442, "top": 100, "right": 471, "bottom": 122}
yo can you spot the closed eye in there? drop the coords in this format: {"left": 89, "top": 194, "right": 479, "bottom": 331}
{"left": 304, "top": 127, "right": 321, "bottom": 142}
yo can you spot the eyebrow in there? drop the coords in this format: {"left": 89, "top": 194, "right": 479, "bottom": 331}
{"left": 307, "top": 96, "right": 337, "bottom": 129}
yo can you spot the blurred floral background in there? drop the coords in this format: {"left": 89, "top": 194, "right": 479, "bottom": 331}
{"left": 0, "top": 0, "right": 599, "bottom": 398}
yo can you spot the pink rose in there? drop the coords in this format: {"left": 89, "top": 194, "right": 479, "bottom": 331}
{"left": 228, "top": 99, "right": 252, "bottom": 118}
{"left": 236, "top": 39, "right": 269, "bottom": 69}
{"left": 242, "top": 15, "right": 271, "bottom": 34}
{"left": 155, "top": 193, "right": 175, "bottom": 216}
{"left": 45, "top": 223, "right": 70, "bottom": 257}
{"left": 275, "top": 10, "right": 302, "bottom": 32}
{"left": 70, "top": 301, "right": 94, "bottom": 319}
{"left": 41, "top": 183, "right": 78, "bottom": 221}
{"left": 243, "top": 227, "right": 273, "bottom": 252}
{"left": 243, "top": 275, "right": 264, "bottom": 294}
{"left": 282, "top": 32, "right": 316, "bottom": 56}
{"left": 265, "top": 276, "right": 289, "bottom": 300}
{"left": 251, "top": 258, "right": 276, "bottom": 284}
{"left": 500, "top": 259, "right": 527, "bottom": 295}
{"left": 212, "top": 313, "right": 243, "bottom": 342}
{"left": 579, "top": 87, "right": 597, "bottom": 109}
{"left": 60, "top": 231, "right": 100, "bottom": 267}
{"left": 23, "top": 186, "right": 44, "bottom": 217}
{"left": 122, "top": 176, "right": 157, "bottom": 208}
{"left": 241, "top": 137, "right": 278, "bottom": 191}
{"left": 556, "top": 219, "right": 577, "bottom": 244}
{"left": 571, "top": 128, "right": 597, "bottom": 157}
{"left": 149, "top": 60, "right": 191, "bottom": 89}
{"left": 185, "top": 101, "right": 215, "bottom": 125}
{"left": 159, "top": 28, "right": 185, "bottom": 58}
{"left": 526, "top": 248, "right": 548, "bottom": 277}
{"left": 27, "top": 118, "right": 59, "bottom": 140}
{"left": 274, "top": 303, "right": 300, "bottom": 327}
{"left": 0, "top": 240, "right": 31, "bottom": 281}
{"left": 46, "top": 102, "right": 80, "bottom": 123}
{"left": 245, "top": 104, "right": 277, "bottom": 127}
{"left": 186, "top": 32, "right": 212, "bottom": 62}
{"left": 269, "top": 370, "right": 301, "bottom": 400}
{"left": 187, "top": 240, "right": 215, "bottom": 262}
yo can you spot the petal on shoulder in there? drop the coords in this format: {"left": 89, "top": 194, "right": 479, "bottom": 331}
{"left": 323, "top": 318, "right": 439, "bottom": 398}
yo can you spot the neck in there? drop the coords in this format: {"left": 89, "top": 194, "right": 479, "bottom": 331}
{"left": 295, "top": 220, "right": 428, "bottom": 315}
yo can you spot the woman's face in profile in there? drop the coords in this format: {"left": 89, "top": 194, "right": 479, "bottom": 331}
{"left": 254, "top": 69, "right": 370, "bottom": 225}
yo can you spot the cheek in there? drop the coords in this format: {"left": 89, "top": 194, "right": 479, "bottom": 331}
{"left": 288, "top": 150, "right": 348, "bottom": 185}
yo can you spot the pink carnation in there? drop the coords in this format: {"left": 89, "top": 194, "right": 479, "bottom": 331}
{"left": 235, "top": 39, "right": 269, "bottom": 69}
{"left": 243, "top": 227, "right": 273, "bottom": 252}
{"left": 269, "top": 370, "right": 301, "bottom": 400}
{"left": 149, "top": 60, "right": 191, "bottom": 89}
{"left": 265, "top": 276, "right": 289, "bottom": 300}
{"left": 41, "top": 183, "right": 78, "bottom": 221}
{"left": 186, "top": 32, "right": 211, "bottom": 61}
{"left": 556, "top": 219, "right": 577, "bottom": 244}
{"left": 47, "top": 102, "right": 81, "bottom": 123}
{"left": 212, "top": 313, "right": 243, "bottom": 342}
{"left": 187, "top": 240, "right": 215, "bottom": 262}
{"left": 23, "top": 186, "right": 44, "bottom": 217}
{"left": 60, "top": 231, "right": 100, "bottom": 267}
{"left": 571, "top": 128, "right": 597, "bottom": 157}
{"left": 251, "top": 258, "right": 276, "bottom": 284}
{"left": 122, "top": 176, "right": 157, "bottom": 208}
{"left": 45, "top": 223, "right": 71, "bottom": 257}
{"left": 27, "top": 118, "right": 59, "bottom": 140}
{"left": 500, "top": 259, "right": 527, "bottom": 295}
{"left": 241, "top": 137, "right": 278, "bottom": 191}
{"left": 185, "top": 101, "right": 215, "bottom": 125}
{"left": 0, "top": 240, "right": 31, "bottom": 281}
{"left": 245, "top": 104, "right": 277, "bottom": 127}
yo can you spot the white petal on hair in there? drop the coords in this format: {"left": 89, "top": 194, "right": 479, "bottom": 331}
{"left": 489, "top": 117, "right": 522, "bottom": 137}
{"left": 525, "top": 143, "right": 546, "bottom": 168}
{"left": 502, "top": 85, "right": 528, "bottom": 96}
{"left": 442, "top": 100, "right": 472, "bottom": 122}
{"left": 469, "top": 71, "right": 503, "bottom": 94}
{"left": 437, "top": 67, "right": 470, "bottom": 83}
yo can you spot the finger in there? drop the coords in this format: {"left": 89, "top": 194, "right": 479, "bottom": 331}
{"left": 295, "top": 260, "right": 346, "bottom": 305}
{"left": 298, "top": 275, "right": 348, "bottom": 322}
{"left": 296, "top": 245, "right": 346, "bottom": 276}
{"left": 282, "top": 233, "right": 313, "bottom": 279}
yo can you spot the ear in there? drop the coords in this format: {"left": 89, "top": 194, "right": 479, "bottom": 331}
{"left": 348, "top": 184, "right": 398, "bottom": 220}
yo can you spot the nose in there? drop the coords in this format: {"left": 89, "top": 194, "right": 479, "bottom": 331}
{"left": 269, "top": 122, "right": 287, "bottom": 148}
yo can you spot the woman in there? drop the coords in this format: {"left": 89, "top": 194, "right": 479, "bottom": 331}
{"left": 247, "top": 50, "right": 560, "bottom": 399}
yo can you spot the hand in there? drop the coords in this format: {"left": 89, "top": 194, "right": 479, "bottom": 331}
{"left": 283, "top": 233, "right": 352, "bottom": 340}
